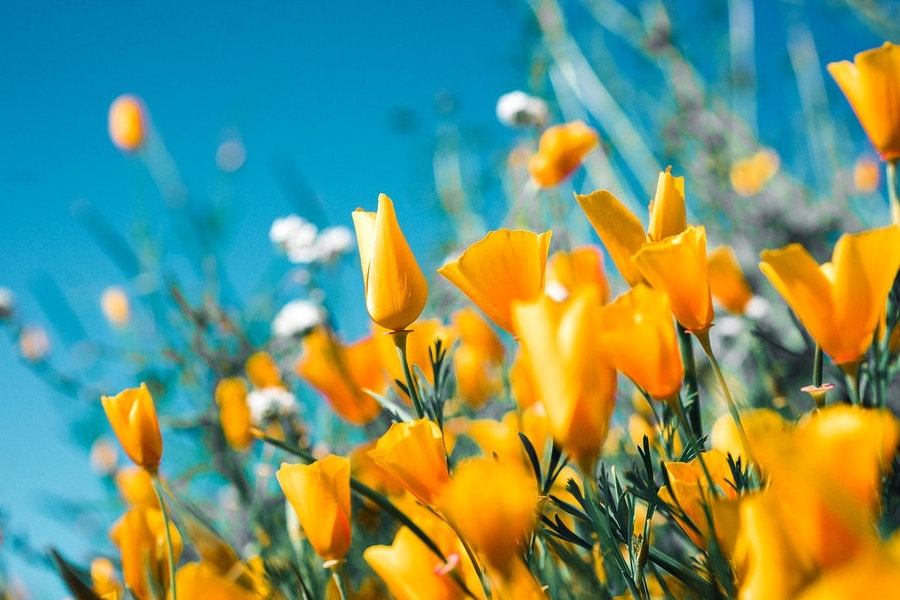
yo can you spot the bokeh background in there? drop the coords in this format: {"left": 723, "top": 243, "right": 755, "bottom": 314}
{"left": 0, "top": 0, "right": 896, "bottom": 597}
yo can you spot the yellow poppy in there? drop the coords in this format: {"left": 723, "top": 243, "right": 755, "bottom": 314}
{"left": 352, "top": 193, "right": 428, "bottom": 332}
{"left": 91, "top": 557, "right": 123, "bottom": 598}
{"left": 647, "top": 168, "right": 688, "bottom": 243}
{"left": 759, "top": 225, "right": 900, "bottom": 366}
{"left": 438, "top": 229, "right": 551, "bottom": 335}
{"left": 245, "top": 351, "right": 283, "bottom": 389}
{"left": 110, "top": 507, "right": 183, "bottom": 600}
{"left": 632, "top": 225, "right": 714, "bottom": 333}
{"left": 108, "top": 94, "right": 146, "bottom": 153}
{"left": 296, "top": 327, "right": 385, "bottom": 425}
{"left": 115, "top": 466, "right": 159, "bottom": 509}
{"left": 373, "top": 319, "right": 453, "bottom": 394}
{"left": 215, "top": 377, "right": 254, "bottom": 451}
{"left": 512, "top": 285, "right": 617, "bottom": 471}
{"left": 101, "top": 383, "right": 163, "bottom": 472}
{"left": 729, "top": 149, "right": 780, "bottom": 196}
{"left": 368, "top": 419, "right": 451, "bottom": 506}
{"left": 707, "top": 245, "right": 754, "bottom": 315}
{"left": 527, "top": 120, "right": 599, "bottom": 188}
{"left": 276, "top": 455, "right": 352, "bottom": 563}
{"left": 599, "top": 285, "right": 683, "bottom": 402}
{"left": 545, "top": 245, "right": 611, "bottom": 304}
{"left": 172, "top": 562, "right": 259, "bottom": 600}
{"left": 451, "top": 308, "right": 505, "bottom": 409}
{"left": 828, "top": 43, "right": 900, "bottom": 160}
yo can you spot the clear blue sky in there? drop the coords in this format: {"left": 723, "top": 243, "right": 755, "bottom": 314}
{"left": 0, "top": 1, "right": 524, "bottom": 595}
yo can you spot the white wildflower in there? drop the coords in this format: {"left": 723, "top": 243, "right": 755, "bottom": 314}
{"left": 496, "top": 91, "right": 549, "bottom": 127}
{"left": 314, "top": 225, "right": 354, "bottom": 263}
{"left": 246, "top": 387, "right": 298, "bottom": 424}
{"left": 272, "top": 299, "right": 324, "bottom": 338}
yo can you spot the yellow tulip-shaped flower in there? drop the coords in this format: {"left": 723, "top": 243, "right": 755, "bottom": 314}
{"left": 215, "top": 377, "right": 254, "bottom": 451}
{"left": 352, "top": 193, "right": 428, "bottom": 332}
{"left": 110, "top": 507, "right": 183, "bottom": 600}
{"left": 828, "top": 43, "right": 900, "bottom": 160}
{"left": 276, "top": 455, "right": 352, "bottom": 563}
{"left": 759, "top": 225, "right": 900, "bottom": 366}
{"left": 599, "top": 285, "right": 683, "bottom": 402}
{"left": 513, "top": 285, "right": 617, "bottom": 471}
{"left": 707, "top": 245, "right": 754, "bottom": 315}
{"left": 527, "top": 120, "right": 599, "bottom": 188}
{"left": 101, "top": 383, "right": 163, "bottom": 472}
{"left": 108, "top": 94, "right": 147, "bottom": 153}
{"left": 576, "top": 169, "right": 688, "bottom": 287}
{"left": 438, "top": 229, "right": 551, "bottom": 335}
{"left": 296, "top": 327, "right": 385, "bottom": 425}
{"left": 452, "top": 308, "right": 505, "bottom": 409}
{"left": 173, "top": 562, "right": 258, "bottom": 600}
{"left": 545, "top": 245, "right": 611, "bottom": 304}
{"left": 364, "top": 527, "right": 468, "bottom": 600}
{"left": 368, "top": 419, "right": 451, "bottom": 506}
{"left": 441, "top": 458, "right": 537, "bottom": 574}
{"left": 632, "top": 225, "right": 714, "bottom": 333}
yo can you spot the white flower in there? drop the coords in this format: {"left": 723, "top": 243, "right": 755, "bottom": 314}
{"left": 246, "top": 387, "right": 298, "bottom": 424}
{"left": 314, "top": 226, "right": 354, "bottom": 263}
{"left": 269, "top": 215, "right": 319, "bottom": 262}
{"left": 745, "top": 296, "right": 770, "bottom": 320}
{"left": 0, "top": 287, "right": 15, "bottom": 320}
{"left": 272, "top": 299, "right": 324, "bottom": 338}
{"left": 496, "top": 91, "right": 549, "bottom": 127}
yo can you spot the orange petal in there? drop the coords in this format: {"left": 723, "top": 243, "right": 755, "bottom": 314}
{"left": 575, "top": 190, "right": 646, "bottom": 287}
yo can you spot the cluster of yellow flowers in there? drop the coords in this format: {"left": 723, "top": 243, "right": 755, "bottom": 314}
{"left": 83, "top": 42, "right": 900, "bottom": 600}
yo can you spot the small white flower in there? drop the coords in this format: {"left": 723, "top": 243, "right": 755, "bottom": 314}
{"left": 744, "top": 296, "right": 770, "bottom": 320}
{"left": 270, "top": 215, "right": 321, "bottom": 264}
{"left": 496, "top": 91, "right": 549, "bottom": 127}
{"left": 272, "top": 299, "right": 324, "bottom": 338}
{"left": 0, "top": 287, "right": 15, "bottom": 320}
{"left": 247, "top": 387, "right": 298, "bottom": 424}
{"left": 314, "top": 226, "right": 354, "bottom": 263}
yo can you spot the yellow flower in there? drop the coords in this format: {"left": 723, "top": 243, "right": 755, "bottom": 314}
{"left": 759, "top": 225, "right": 900, "bottom": 366}
{"left": 599, "top": 285, "right": 683, "bottom": 402}
{"left": 373, "top": 319, "right": 454, "bottom": 394}
{"left": 853, "top": 156, "right": 881, "bottom": 192}
{"left": 438, "top": 229, "right": 551, "bottom": 335}
{"left": 369, "top": 419, "right": 451, "bottom": 506}
{"left": 244, "top": 351, "right": 284, "bottom": 389}
{"left": 276, "top": 455, "right": 352, "bottom": 563}
{"left": 352, "top": 193, "right": 428, "bottom": 332}
{"left": 509, "top": 347, "right": 540, "bottom": 410}
{"left": 632, "top": 225, "right": 714, "bottom": 333}
{"left": 108, "top": 94, "right": 147, "bottom": 153}
{"left": 91, "top": 557, "right": 123, "bottom": 598}
{"left": 101, "top": 383, "right": 163, "bottom": 472}
{"left": 527, "top": 120, "right": 599, "bottom": 188}
{"left": 657, "top": 450, "right": 740, "bottom": 554}
{"left": 576, "top": 169, "right": 688, "bottom": 287}
{"left": 115, "top": 466, "right": 159, "bottom": 509}
{"left": 462, "top": 411, "right": 531, "bottom": 469}
{"left": 295, "top": 327, "right": 385, "bottom": 425}
{"left": 215, "top": 378, "right": 254, "bottom": 452}
{"left": 110, "top": 507, "right": 183, "bottom": 600}
{"left": 101, "top": 286, "right": 131, "bottom": 328}
{"left": 828, "top": 43, "right": 900, "bottom": 160}
{"left": 451, "top": 308, "right": 505, "bottom": 409}
{"left": 729, "top": 149, "right": 780, "bottom": 196}
{"left": 513, "top": 285, "right": 617, "bottom": 471}
{"left": 364, "top": 527, "right": 468, "bottom": 600}
{"left": 172, "top": 562, "right": 259, "bottom": 600}
{"left": 545, "top": 245, "right": 611, "bottom": 304}
{"left": 707, "top": 245, "right": 754, "bottom": 315}
{"left": 441, "top": 457, "right": 537, "bottom": 574}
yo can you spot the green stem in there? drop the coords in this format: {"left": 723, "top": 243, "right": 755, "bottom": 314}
{"left": 888, "top": 159, "right": 900, "bottom": 227}
{"left": 391, "top": 330, "right": 426, "bottom": 420}
{"left": 676, "top": 327, "right": 702, "bottom": 444}
{"left": 252, "top": 430, "right": 479, "bottom": 599}
{"left": 441, "top": 514, "right": 492, "bottom": 600}
{"left": 813, "top": 344, "right": 823, "bottom": 388}
{"left": 671, "top": 398, "right": 718, "bottom": 499}
{"left": 329, "top": 564, "right": 349, "bottom": 600}
{"left": 151, "top": 474, "right": 178, "bottom": 600}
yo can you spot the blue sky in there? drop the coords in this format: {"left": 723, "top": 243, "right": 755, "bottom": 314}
{"left": 0, "top": 2, "right": 524, "bottom": 595}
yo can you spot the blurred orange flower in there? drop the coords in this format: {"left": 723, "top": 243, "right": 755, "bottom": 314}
{"left": 527, "top": 120, "right": 599, "bottom": 188}
{"left": 108, "top": 94, "right": 146, "bottom": 152}
{"left": 545, "top": 245, "right": 611, "bottom": 304}
{"left": 729, "top": 149, "right": 780, "bottom": 196}
{"left": 707, "top": 245, "right": 754, "bottom": 315}
{"left": 451, "top": 308, "right": 505, "bottom": 409}
{"left": 245, "top": 351, "right": 284, "bottom": 389}
{"left": 110, "top": 507, "right": 182, "bottom": 600}
{"left": 215, "top": 377, "right": 254, "bottom": 451}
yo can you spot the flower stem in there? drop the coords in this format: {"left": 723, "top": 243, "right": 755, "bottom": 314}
{"left": 888, "top": 159, "right": 900, "bottom": 227}
{"left": 676, "top": 327, "right": 702, "bottom": 444}
{"left": 151, "top": 474, "right": 178, "bottom": 600}
{"left": 391, "top": 330, "right": 426, "bottom": 420}
{"left": 329, "top": 564, "right": 349, "bottom": 600}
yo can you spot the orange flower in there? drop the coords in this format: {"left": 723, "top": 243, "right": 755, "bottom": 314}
{"left": 296, "top": 327, "right": 385, "bottom": 425}
{"left": 352, "top": 193, "right": 428, "bottom": 332}
{"left": 632, "top": 225, "right": 714, "bottom": 333}
{"left": 115, "top": 466, "right": 159, "bottom": 509}
{"left": 173, "top": 562, "right": 258, "bottom": 600}
{"left": 512, "top": 285, "right": 617, "bottom": 471}
{"left": 245, "top": 351, "right": 284, "bottom": 389}
{"left": 373, "top": 319, "right": 454, "bottom": 393}
{"left": 854, "top": 156, "right": 881, "bottom": 192}
{"left": 215, "top": 377, "right": 254, "bottom": 451}
{"left": 368, "top": 419, "right": 451, "bottom": 506}
{"left": 451, "top": 308, "right": 505, "bottom": 409}
{"left": 110, "top": 507, "right": 183, "bottom": 600}
{"left": 91, "top": 557, "right": 123, "bottom": 598}
{"left": 101, "top": 383, "right": 163, "bottom": 471}
{"left": 707, "top": 245, "right": 754, "bottom": 315}
{"left": 108, "top": 94, "right": 146, "bottom": 152}
{"left": 544, "top": 245, "right": 610, "bottom": 303}
{"left": 438, "top": 229, "right": 551, "bottom": 335}
{"left": 441, "top": 458, "right": 537, "bottom": 574}
{"left": 759, "top": 225, "right": 900, "bottom": 366}
{"left": 527, "top": 120, "right": 598, "bottom": 188}
{"left": 828, "top": 43, "right": 900, "bottom": 160}
{"left": 729, "top": 149, "right": 780, "bottom": 196}
{"left": 576, "top": 169, "right": 688, "bottom": 287}
{"left": 276, "top": 455, "right": 352, "bottom": 562}
{"left": 599, "top": 285, "right": 683, "bottom": 402}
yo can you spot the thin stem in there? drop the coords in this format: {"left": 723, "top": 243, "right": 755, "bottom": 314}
{"left": 391, "top": 330, "right": 426, "bottom": 420}
{"left": 151, "top": 474, "right": 178, "bottom": 600}
{"left": 813, "top": 344, "right": 823, "bottom": 388}
{"left": 677, "top": 327, "right": 702, "bottom": 443}
{"left": 888, "top": 160, "right": 900, "bottom": 227}
{"left": 441, "top": 514, "right": 492, "bottom": 600}
{"left": 670, "top": 398, "right": 718, "bottom": 499}
{"left": 329, "top": 564, "right": 349, "bottom": 600}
